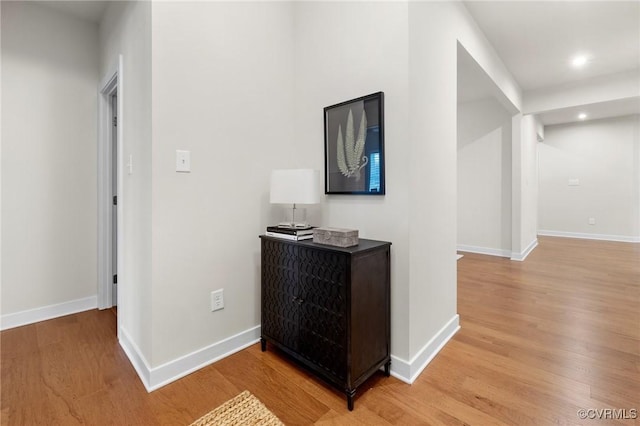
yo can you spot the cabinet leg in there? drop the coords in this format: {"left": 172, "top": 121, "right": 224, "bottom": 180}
{"left": 260, "top": 338, "right": 266, "bottom": 352}
{"left": 347, "top": 390, "right": 356, "bottom": 411}
{"left": 384, "top": 360, "right": 391, "bottom": 377}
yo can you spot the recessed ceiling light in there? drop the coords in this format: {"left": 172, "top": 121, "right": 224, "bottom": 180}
{"left": 578, "top": 113, "right": 587, "bottom": 120}
{"left": 572, "top": 55, "right": 589, "bottom": 68}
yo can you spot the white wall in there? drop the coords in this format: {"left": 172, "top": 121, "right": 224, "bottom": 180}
{"left": 150, "top": 1, "right": 296, "bottom": 366}
{"left": 291, "top": 1, "right": 522, "bottom": 370}
{"left": 1, "top": 2, "right": 98, "bottom": 316}
{"left": 520, "top": 115, "right": 539, "bottom": 250}
{"left": 99, "top": 0, "right": 153, "bottom": 359}
{"left": 539, "top": 115, "right": 640, "bottom": 241}
{"left": 510, "top": 114, "right": 539, "bottom": 258}
{"left": 143, "top": 0, "right": 522, "bottom": 378}
{"left": 408, "top": 1, "right": 461, "bottom": 360}
{"left": 292, "top": 1, "right": 411, "bottom": 360}
{"left": 407, "top": 1, "right": 522, "bottom": 361}
{"left": 457, "top": 98, "right": 512, "bottom": 255}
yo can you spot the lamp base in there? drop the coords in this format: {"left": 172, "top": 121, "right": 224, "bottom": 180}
{"left": 279, "top": 204, "right": 310, "bottom": 229}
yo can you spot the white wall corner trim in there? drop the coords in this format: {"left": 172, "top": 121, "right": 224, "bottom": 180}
{"left": 119, "top": 327, "right": 153, "bottom": 390}
{"left": 1, "top": 296, "right": 97, "bottom": 331}
{"left": 120, "top": 325, "right": 261, "bottom": 392}
{"left": 389, "top": 314, "right": 460, "bottom": 384}
{"left": 457, "top": 245, "right": 511, "bottom": 258}
{"left": 537, "top": 230, "right": 640, "bottom": 244}
{"left": 511, "top": 238, "right": 538, "bottom": 261}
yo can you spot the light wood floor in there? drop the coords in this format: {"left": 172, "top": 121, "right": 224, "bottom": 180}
{"left": 1, "top": 236, "right": 638, "bottom": 425}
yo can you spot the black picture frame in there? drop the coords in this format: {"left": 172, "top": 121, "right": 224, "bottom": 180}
{"left": 324, "top": 92, "right": 385, "bottom": 195}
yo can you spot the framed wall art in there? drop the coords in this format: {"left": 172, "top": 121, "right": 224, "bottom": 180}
{"left": 324, "top": 92, "right": 385, "bottom": 195}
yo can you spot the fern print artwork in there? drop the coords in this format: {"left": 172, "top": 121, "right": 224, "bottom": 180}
{"left": 336, "top": 109, "right": 368, "bottom": 181}
{"left": 324, "top": 92, "right": 385, "bottom": 194}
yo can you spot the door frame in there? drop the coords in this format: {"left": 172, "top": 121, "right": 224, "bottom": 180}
{"left": 98, "top": 55, "right": 124, "bottom": 313}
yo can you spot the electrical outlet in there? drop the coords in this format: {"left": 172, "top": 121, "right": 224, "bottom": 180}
{"left": 588, "top": 217, "right": 596, "bottom": 225}
{"left": 211, "top": 289, "right": 224, "bottom": 312}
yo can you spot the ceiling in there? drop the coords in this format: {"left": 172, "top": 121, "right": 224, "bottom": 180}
{"left": 463, "top": 1, "right": 640, "bottom": 92}
{"left": 33, "top": 1, "right": 108, "bottom": 24}
{"left": 537, "top": 97, "right": 640, "bottom": 126}
{"left": 25, "top": 0, "right": 640, "bottom": 127}
{"left": 462, "top": 1, "right": 639, "bottom": 126}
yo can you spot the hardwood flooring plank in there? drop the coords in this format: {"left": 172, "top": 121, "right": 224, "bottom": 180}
{"left": 247, "top": 344, "right": 350, "bottom": 411}
{"left": 211, "top": 348, "right": 331, "bottom": 424}
{"left": 0, "top": 325, "right": 39, "bottom": 359}
{"left": 315, "top": 407, "right": 394, "bottom": 425}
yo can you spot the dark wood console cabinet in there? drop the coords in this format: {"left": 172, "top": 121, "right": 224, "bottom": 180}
{"left": 259, "top": 236, "right": 391, "bottom": 410}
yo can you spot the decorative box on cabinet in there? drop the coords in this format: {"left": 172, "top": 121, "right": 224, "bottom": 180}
{"left": 259, "top": 235, "right": 391, "bottom": 411}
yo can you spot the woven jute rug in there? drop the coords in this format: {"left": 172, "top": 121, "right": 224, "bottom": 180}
{"left": 189, "top": 390, "right": 284, "bottom": 426}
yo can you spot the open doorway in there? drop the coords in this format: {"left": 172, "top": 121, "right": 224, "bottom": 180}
{"left": 456, "top": 43, "right": 518, "bottom": 259}
{"left": 110, "top": 92, "right": 118, "bottom": 309}
{"left": 98, "top": 60, "right": 122, "bottom": 313}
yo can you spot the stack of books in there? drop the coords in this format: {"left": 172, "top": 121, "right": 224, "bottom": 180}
{"left": 265, "top": 226, "right": 315, "bottom": 241}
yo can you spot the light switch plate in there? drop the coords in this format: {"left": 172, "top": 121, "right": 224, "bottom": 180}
{"left": 176, "top": 150, "right": 191, "bottom": 172}
{"left": 568, "top": 178, "right": 579, "bottom": 186}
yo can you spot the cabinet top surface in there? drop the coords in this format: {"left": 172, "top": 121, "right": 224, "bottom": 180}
{"left": 259, "top": 235, "right": 391, "bottom": 254}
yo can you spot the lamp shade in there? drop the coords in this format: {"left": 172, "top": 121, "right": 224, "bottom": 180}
{"left": 270, "top": 169, "right": 320, "bottom": 205}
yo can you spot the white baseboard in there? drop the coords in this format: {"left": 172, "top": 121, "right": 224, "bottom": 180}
{"left": 119, "top": 325, "right": 261, "bottom": 392}
{"left": 457, "top": 244, "right": 511, "bottom": 258}
{"left": 1, "top": 295, "right": 97, "bottom": 331}
{"left": 118, "top": 327, "right": 153, "bottom": 390}
{"left": 511, "top": 238, "right": 538, "bottom": 261}
{"left": 120, "top": 315, "right": 459, "bottom": 391}
{"left": 538, "top": 230, "right": 640, "bottom": 243}
{"left": 389, "top": 314, "right": 460, "bottom": 384}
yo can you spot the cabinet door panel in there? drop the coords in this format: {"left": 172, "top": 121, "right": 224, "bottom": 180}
{"left": 261, "top": 240, "right": 299, "bottom": 350}
{"left": 297, "top": 247, "right": 347, "bottom": 379}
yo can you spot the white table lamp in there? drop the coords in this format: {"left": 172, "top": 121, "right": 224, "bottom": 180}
{"left": 270, "top": 169, "right": 320, "bottom": 228}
